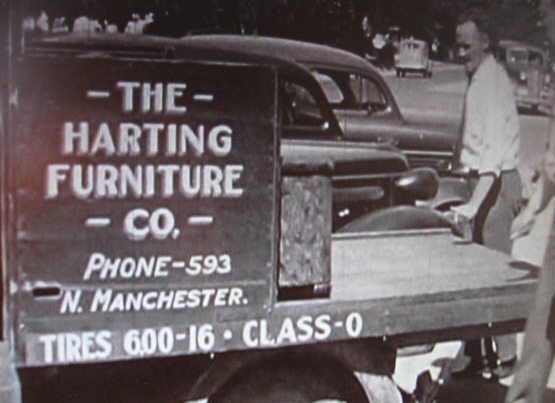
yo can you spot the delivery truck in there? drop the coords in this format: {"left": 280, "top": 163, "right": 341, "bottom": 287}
{"left": 0, "top": 11, "right": 538, "bottom": 402}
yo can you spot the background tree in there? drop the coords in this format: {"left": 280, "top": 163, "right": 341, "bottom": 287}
{"left": 13, "top": 0, "right": 555, "bottom": 56}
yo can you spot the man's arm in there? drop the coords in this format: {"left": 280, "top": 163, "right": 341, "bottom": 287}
{"left": 505, "top": 253, "right": 555, "bottom": 403}
{"left": 451, "top": 174, "right": 495, "bottom": 220}
{"left": 512, "top": 172, "right": 555, "bottom": 239}
{"left": 512, "top": 105, "right": 555, "bottom": 239}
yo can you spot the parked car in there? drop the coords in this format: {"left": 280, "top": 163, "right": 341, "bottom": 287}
{"left": 180, "top": 35, "right": 458, "bottom": 173}
{"left": 494, "top": 40, "right": 553, "bottom": 111}
{"left": 394, "top": 38, "right": 433, "bottom": 78}
{"left": 24, "top": 33, "right": 450, "bottom": 233}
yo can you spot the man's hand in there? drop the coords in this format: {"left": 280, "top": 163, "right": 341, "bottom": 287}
{"left": 511, "top": 204, "right": 537, "bottom": 240}
{"left": 451, "top": 174, "right": 495, "bottom": 221}
{"left": 511, "top": 171, "right": 555, "bottom": 240}
{"left": 450, "top": 203, "right": 479, "bottom": 220}
{"left": 505, "top": 346, "right": 553, "bottom": 403}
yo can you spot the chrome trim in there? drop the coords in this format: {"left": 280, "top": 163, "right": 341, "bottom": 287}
{"left": 403, "top": 150, "right": 454, "bottom": 157}
{"left": 332, "top": 227, "right": 451, "bottom": 240}
{"left": 332, "top": 172, "right": 402, "bottom": 181}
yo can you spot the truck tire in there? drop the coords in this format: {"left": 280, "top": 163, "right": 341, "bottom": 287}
{"left": 209, "top": 354, "right": 370, "bottom": 403}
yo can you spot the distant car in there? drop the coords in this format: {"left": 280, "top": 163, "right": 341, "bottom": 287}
{"left": 494, "top": 40, "right": 553, "bottom": 111}
{"left": 180, "top": 35, "right": 459, "bottom": 173}
{"left": 395, "top": 38, "right": 433, "bottom": 78}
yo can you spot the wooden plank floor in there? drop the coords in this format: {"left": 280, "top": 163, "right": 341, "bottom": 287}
{"left": 330, "top": 229, "right": 537, "bottom": 302}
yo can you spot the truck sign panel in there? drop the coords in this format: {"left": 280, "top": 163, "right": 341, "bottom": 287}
{"left": 11, "top": 56, "right": 278, "bottom": 365}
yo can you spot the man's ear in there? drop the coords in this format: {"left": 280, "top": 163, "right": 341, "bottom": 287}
{"left": 481, "top": 34, "right": 490, "bottom": 51}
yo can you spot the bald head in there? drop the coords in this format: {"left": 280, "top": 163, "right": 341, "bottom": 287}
{"left": 456, "top": 16, "right": 490, "bottom": 76}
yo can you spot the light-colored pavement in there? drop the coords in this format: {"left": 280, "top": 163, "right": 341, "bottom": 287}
{"left": 383, "top": 62, "right": 466, "bottom": 126}
{"left": 382, "top": 61, "right": 555, "bottom": 397}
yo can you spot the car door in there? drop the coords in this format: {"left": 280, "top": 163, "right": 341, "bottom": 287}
{"left": 309, "top": 68, "right": 458, "bottom": 170}
{"left": 276, "top": 74, "right": 410, "bottom": 230}
{"left": 309, "top": 69, "right": 405, "bottom": 143}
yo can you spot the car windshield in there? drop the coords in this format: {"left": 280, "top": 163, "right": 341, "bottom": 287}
{"left": 508, "top": 49, "right": 528, "bottom": 64}
{"left": 529, "top": 51, "right": 544, "bottom": 67}
{"left": 401, "top": 40, "right": 426, "bottom": 51}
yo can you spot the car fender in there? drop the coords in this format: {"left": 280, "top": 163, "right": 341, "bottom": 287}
{"left": 417, "top": 176, "right": 470, "bottom": 211}
{"left": 336, "top": 205, "right": 456, "bottom": 233}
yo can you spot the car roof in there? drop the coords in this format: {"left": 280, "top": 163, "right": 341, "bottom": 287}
{"left": 24, "top": 33, "right": 315, "bottom": 74}
{"left": 179, "top": 34, "right": 379, "bottom": 72}
{"left": 24, "top": 33, "right": 336, "bottom": 97}
{"left": 178, "top": 34, "right": 403, "bottom": 119}
{"left": 401, "top": 38, "right": 427, "bottom": 45}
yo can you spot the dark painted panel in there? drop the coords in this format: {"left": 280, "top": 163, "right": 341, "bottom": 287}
{"left": 11, "top": 56, "right": 278, "bottom": 365}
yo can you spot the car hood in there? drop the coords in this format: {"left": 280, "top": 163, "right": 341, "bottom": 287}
{"left": 281, "top": 138, "right": 409, "bottom": 177}
{"left": 502, "top": 63, "right": 544, "bottom": 87}
{"left": 339, "top": 114, "right": 460, "bottom": 153}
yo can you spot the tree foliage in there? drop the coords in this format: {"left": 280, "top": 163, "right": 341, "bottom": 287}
{"left": 20, "top": 0, "right": 552, "bottom": 54}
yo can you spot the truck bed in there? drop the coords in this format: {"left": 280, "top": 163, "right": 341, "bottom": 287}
{"left": 331, "top": 229, "right": 532, "bottom": 301}
{"left": 270, "top": 229, "right": 537, "bottom": 347}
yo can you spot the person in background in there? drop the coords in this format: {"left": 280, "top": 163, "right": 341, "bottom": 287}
{"left": 506, "top": 0, "right": 555, "bottom": 397}
{"left": 504, "top": 99, "right": 555, "bottom": 403}
{"left": 22, "top": 9, "right": 50, "bottom": 34}
{"left": 449, "top": 7, "right": 523, "bottom": 380}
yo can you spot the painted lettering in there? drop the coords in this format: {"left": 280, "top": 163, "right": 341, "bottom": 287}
{"left": 46, "top": 163, "right": 244, "bottom": 199}
{"left": 88, "top": 287, "right": 246, "bottom": 312}
{"left": 39, "top": 331, "right": 112, "bottom": 364}
{"left": 116, "top": 81, "right": 186, "bottom": 114}
{"left": 61, "top": 122, "right": 232, "bottom": 157}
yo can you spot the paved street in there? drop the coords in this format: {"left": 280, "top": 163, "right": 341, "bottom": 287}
{"left": 383, "top": 62, "right": 467, "bottom": 125}
{"left": 382, "top": 61, "right": 555, "bottom": 401}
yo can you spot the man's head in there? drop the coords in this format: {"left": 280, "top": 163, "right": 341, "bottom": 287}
{"left": 456, "top": 8, "right": 494, "bottom": 76}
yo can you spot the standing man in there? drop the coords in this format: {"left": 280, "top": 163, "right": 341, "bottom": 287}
{"left": 450, "top": 7, "right": 523, "bottom": 380}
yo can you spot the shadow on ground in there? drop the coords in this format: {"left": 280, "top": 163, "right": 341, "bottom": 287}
{"left": 436, "top": 379, "right": 555, "bottom": 403}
